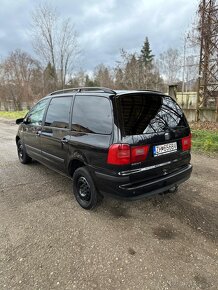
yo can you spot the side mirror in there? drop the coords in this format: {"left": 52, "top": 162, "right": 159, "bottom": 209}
{"left": 16, "top": 118, "right": 24, "bottom": 125}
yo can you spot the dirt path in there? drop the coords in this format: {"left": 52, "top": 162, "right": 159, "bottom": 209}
{"left": 0, "top": 121, "right": 217, "bottom": 289}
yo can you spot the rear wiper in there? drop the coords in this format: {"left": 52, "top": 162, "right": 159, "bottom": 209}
{"left": 164, "top": 126, "right": 176, "bottom": 133}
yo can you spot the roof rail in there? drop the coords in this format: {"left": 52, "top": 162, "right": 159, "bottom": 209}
{"left": 49, "top": 87, "right": 116, "bottom": 96}
{"left": 50, "top": 88, "right": 78, "bottom": 95}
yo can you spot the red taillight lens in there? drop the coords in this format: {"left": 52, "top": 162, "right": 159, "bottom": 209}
{"left": 107, "top": 144, "right": 150, "bottom": 165}
{"left": 107, "top": 144, "right": 130, "bottom": 165}
{"left": 131, "top": 145, "right": 150, "bottom": 163}
{"left": 182, "top": 134, "right": 192, "bottom": 151}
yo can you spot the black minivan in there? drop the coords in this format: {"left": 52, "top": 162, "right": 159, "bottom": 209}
{"left": 16, "top": 87, "right": 192, "bottom": 209}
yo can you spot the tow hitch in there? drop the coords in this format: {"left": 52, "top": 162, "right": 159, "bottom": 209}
{"left": 161, "top": 185, "right": 178, "bottom": 195}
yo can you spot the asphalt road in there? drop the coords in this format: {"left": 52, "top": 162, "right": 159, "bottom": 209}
{"left": 0, "top": 119, "right": 217, "bottom": 290}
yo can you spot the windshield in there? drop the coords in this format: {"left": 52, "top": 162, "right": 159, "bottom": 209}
{"left": 119, "top": 94, "right": 187, "bottom": 136}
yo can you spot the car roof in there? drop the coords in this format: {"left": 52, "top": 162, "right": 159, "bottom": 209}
{"left": 45, "top": 87, "right": 164, "bottom": 99}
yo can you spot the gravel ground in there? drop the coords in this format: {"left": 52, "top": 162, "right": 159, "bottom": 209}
{"left": 0, "top": 120, "right": 217, "bottom": 290}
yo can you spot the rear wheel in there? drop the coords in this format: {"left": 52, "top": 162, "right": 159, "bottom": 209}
{"left": 17, "top": 140, "right": 32, "bottom": 164}
{"left": 73, "top": 167, "right": 99, "bottom": 210}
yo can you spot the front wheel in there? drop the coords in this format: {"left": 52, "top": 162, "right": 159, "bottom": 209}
{"left": 17, "top": 140, "right": 32, "bottom": 164}
{"left": 73, "top": 167, "right": 99, "bottom": 210}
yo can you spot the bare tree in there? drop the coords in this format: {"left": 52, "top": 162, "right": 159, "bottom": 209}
{"left": 158, "top": 48, "right": 182, "bottom": 85}
{"left": 0, "top": 62, "right": 9, "bottom": 110}
{"left": 58, "top": 19, "right": 79, "bottom": 88}
{"left": 0, "top": 49, "right": 42, "bottom": 110}
{"left": 31, "top": 3, "right": 57, "bottom": 74}
{"left": 31, "top": 2, "right": 79, "bottom": 89}
{"left": 184, "top": 55, "right": 198, "bottom": 91}
{"left": 114, "top": 47, "right": 163, "bottom": 90}
{"left": 68, "top": 70, "right": 86, "bottom": 87}
{"left": 94, "top": 64, "right": 114, "bottom": 88}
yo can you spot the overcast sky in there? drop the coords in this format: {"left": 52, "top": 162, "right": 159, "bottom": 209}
{"left": 0, "top": 0, "right": 198, "bottom": 71}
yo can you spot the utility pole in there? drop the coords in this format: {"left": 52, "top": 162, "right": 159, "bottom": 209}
{"left": 196, "top": 0, "right": 218, "bottom": 121}
{"left": 182, "top": 33, "right": 191, "bottom": 106}
{"left": 182, "top": 35, "right": 187, "bottom": 106}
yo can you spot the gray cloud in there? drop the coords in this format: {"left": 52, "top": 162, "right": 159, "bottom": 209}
{"left": 0, "top": 0, "right": 198, "bottom": 70}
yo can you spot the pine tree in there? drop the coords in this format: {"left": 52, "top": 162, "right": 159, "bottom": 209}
{"left": 114, "top": 68, "right": 124, "bottom": 89}
{"left": 140, "top": 37, "right": 154, "bottom": 66}
{"left": 43, "top": 62, "right": 57, "bottom": 93}
{"left": 44, "top": 62, "right": 56, "bottom": 79}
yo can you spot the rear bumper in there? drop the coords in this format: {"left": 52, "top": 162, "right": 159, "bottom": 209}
{"left": 94, "top": 164, "right": 192, "bottom": 200}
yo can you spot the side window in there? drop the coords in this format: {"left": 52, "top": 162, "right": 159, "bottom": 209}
{"left": 27, "top": 99, "right": 49, "bottom": 125}
{"left": 44, "top": 97, "right": 72, "bottom": 128}
{"left": 72, "top": 96, "right": 112, "bottom": 134}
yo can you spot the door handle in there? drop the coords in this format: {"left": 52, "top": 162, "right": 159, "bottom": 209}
{"left": 61, "top": 138, "right": 69, "bottom": 144}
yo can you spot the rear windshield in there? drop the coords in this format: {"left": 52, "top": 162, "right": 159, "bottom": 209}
{"left": 119, "top": 94, "right": 187, "bottom": 136}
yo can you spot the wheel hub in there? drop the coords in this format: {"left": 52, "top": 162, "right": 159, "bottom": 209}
{"left": 77, "top": 176, "right": 91, "bottom": 201}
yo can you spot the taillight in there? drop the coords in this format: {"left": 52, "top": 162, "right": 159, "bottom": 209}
{"left": 182, "top": 134, "right": 191, "bottom": 151}
{"left": 107, "top": 144, "right": 130, "bottom": 165}
{"left": 107, "top": 144, "right": 149, "bottom": 165}
{"left": 131, "top": 145, "right": 150, "bottom": 163}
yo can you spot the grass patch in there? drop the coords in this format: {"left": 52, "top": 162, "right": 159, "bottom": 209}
{"left": 192, "top": 130, "right": 218, "bottom": 153}
{"left": 0, "top": 110, "right": 28, "bottom": 119}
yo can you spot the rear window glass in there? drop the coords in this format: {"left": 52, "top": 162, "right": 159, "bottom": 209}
{"left": 72, "top": 95, "right": 112, "bottom": 134}
{"left": 120, "top": 94, "right": 186, "bottom": 136}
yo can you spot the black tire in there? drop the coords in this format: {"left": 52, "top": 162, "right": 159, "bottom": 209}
{"left": 73, "top": 167, "right": 99, "bottom": 210}
{"left": 17, "top": 140, "right": 32, "bottom": 164}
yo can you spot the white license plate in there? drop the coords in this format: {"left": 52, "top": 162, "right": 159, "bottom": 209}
{"left": 153, "top": 142, "right": 177, "bottom": 157}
